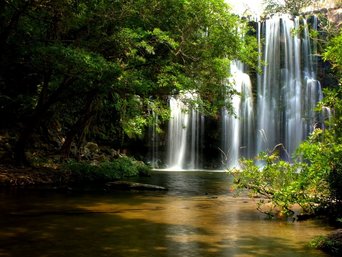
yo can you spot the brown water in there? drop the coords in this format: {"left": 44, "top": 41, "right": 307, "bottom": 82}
{"left": 0, "top": 170, "right": 333, "bottom": 257}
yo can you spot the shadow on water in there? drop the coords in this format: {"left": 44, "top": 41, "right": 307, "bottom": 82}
{"left": 0, "top": 170, "right": 332, "bottom": 257}
{"left": 0, "top": 211, "right": 329, "bottom": 256}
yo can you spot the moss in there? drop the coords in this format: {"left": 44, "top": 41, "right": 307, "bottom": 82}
{"left": 310, "top": 229, "right": 342, "bottom": 256}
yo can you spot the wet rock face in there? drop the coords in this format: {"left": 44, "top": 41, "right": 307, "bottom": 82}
{"left": 327, "top": 8, "right": 342, "bottom": 28}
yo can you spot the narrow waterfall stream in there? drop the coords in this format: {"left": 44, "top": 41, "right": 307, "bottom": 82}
{"left": 166, "top": 93, "right": 204, "bottom": 170}
{"left": 222, "top": 61, "right": 254, "bottom": 168}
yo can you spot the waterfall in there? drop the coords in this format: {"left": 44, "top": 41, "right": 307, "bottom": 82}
{"left": 148, "top": 110, "right": 159, "bottom": 168}
{"left": 222, "top": 61, "right": 255, "bottom": 168}
{"left": 256, "top": 15, "right": 323, "bottom": 157}
{"left": 149, "top": 15, "right": 323, "bottom": 170}
{"left": 166, "top": 93, "right": 204, "bottom": 170}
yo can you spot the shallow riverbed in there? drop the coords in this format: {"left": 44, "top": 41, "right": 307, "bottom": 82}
{"left": 0, "top": 170, "right": 333, "bottom": 257}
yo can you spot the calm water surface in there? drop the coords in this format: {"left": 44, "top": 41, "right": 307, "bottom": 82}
{"left": 0, "top": 170, "right": 333, "bottom": 257}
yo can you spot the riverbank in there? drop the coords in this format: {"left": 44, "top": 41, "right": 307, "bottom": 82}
{"left": 0, "top": 154, "right": 153, "bottom": 188}
{"left": 0, "top": 164, "right": 166, "bottom": 192}
{"left": 0, "top": 164, "right": 65, "bottom": 187}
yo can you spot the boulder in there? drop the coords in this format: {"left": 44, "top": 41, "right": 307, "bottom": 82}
{"left": 105, "top": 181, "right": 167, "bottom": 191}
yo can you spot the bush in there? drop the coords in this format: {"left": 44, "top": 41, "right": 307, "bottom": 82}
{"left": 61, "top": 156, "right": 152, "bottom": 183}
{"left": 228, "top": 149, "right": 329, "bottom": 218}
{"left": 229, "top": 88, "right": 342, "bottom": 219}
{"left": 310, "top": 230, "right": 342, "bottom": 256}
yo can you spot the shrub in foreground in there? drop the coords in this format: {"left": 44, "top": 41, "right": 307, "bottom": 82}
{"left": 228, "top": 148, "right": 330, "bottom": 218}
{"left": 229, "top": 88, "right": 342, "bottom": 220}
{"left": 62, "top": 156, "right": 151, "bottom": 183}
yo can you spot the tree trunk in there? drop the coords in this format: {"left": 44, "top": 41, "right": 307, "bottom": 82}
{"left": 0, "top": 1, "right": 31, "bottom": 48}
{"left": 14, "top": 77, "right": 75, "bottom": 165}
{"left": 60, "top": 91, "right": 99, "bottom": 159}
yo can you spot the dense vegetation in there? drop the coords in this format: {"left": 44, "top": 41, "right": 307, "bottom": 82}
{"left": 1, "top": 0, "right": 341, "bottom": 217}
{"left": 263, "top": 0, "right": 315, "bottom": 16}
{"left": 230, "top": 0, "right": 342, "bottom": 221}
{"left": 1, "top": 0, "right": 341, "bottom": 253}
{"left": 0, "top": 0, "right": 256, "bottom": 170}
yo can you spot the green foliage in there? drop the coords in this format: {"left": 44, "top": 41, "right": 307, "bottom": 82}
{"left": 0, "top": 0, "right": 258, "bottom": 161}
{"left": 229, "top": 151, "right": 327, "bottom": 217}
{"left": 310, "top": 234, "right": 342, "bottom": 255}
{"left": 319, "top": 30, "right": 342, "bottom": 213}
{"left": 323, "top": 30, "right": 342, "bottom": 77}
{"left": 263, "top": 0, "right": 316, "bottom": 16}
{"left": 62, "top": 156, "right": 151, "bottom": 183}
{"left": 318, "top": 31, "right": 342, "bottom": 208}
{"left": 314, "top": 89, "right": 342, "bottom": 204}
{"left": 230, "top": 87, "right": 342, "bottom": 218}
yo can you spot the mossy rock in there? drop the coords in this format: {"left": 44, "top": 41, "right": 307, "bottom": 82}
{"left": 313, "top": 229, "right": 342, "bottom": 256}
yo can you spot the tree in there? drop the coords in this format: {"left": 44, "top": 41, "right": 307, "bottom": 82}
{"left": 263, "top": 0, "right": 318, "bottom": 16}
{"left": 323, "top": 31, "right": 342, "bottom": 77}
{"left": 0, "top": 0, "right": 257, "bottom": 164}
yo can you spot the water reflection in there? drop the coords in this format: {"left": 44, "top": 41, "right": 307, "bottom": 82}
{"left": 0, "top": 170, "right": 332, "bottom": 257}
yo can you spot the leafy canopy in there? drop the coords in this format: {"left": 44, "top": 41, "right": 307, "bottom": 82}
{"left": 0, "top": 0, "right": 258, "bottom": 161}
{"left": 263, "top": 0, "right": 318, "bottom": 16}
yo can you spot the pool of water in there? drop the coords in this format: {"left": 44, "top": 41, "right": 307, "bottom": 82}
{"left": 0, "top": 170, "right": 332, "bottom": 257}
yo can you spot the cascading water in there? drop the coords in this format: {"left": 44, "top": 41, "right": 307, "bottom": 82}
{"left": 166, "top": 93, "right": 204, "bottom": 170}
{"left": 222, "top": 61, "right": 255, "bottom": 168}
{"left": 257, "top": 15, "right": 323, "bottom": 157}
{"left": 149, "top": 15, "right": 323, "bottom": 170}
{"left": 148, "top": 110, "right": 159, "bottom": 168}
